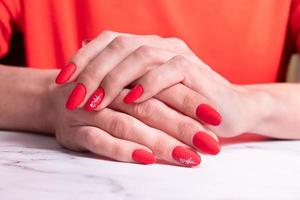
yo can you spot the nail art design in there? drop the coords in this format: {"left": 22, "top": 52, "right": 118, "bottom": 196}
{"left": 196, "top": 104, "right": 222, "bottom": 126}
{"left": 172, "top": 146, "right": 201, "bottom": 167}
{"left": 132, "top": 149, "right": 156, "bottom": 164}
{"left": 193, "top": 131, "right": 221, "bottom": 155}
{"left": 55, "top": 63, "right": 77, "bottom": 84}
{"left": 123, "top": 84, "right": 144, "bottom": 104}
{"left": 84, "top": 87, "right": 105, "bottom": 111}
{"left": 179, "top": 157, "right": 196, "bottom": 165}
{"left": 66, "top": 83, "right": 87, "bottom": 110}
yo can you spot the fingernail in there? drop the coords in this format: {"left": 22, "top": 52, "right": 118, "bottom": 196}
{"left": 55, "top": 63, "right": 77, "bottom": 84}
{"left": 196, "top": 104, "right": 222, "bottom": 126}
{"left": 193, "top": 131, "right": 221, "bottom": 155}
{"left": 172, "top": 146, "right": 201, "bottom": 167}
{"left": 123, "top": 84, "right": 144, "bottom": 104}
{"left": 66, "top": 83, "right": 87, "bottom": 110}
{"left": 132, "top": 149, "right": 156, "bottom": 164}
{"left": 84, "top": 87, "right": 105, "bottom": 111}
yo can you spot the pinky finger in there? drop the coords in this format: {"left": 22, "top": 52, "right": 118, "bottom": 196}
{"left": 74, "top": 126, "right": 156, "bottom": 165}
{"left": 123, "top": 55, "right": 188, "bottom": 104}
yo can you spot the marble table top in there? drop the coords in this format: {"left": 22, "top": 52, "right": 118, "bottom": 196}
{"left": 0, "top": 130, "right": 300, "bottom": 200}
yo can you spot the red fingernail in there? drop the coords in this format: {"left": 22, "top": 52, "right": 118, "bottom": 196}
{"left": 66, "top": 83, "right": 87, "bottom": 110}
{"left": 196, "top": 104, "right": 222, "bottom": 126}
{"left": 172, "top": 146, "right": 201, "bottom": 167}
{"left": 193, "top": 131, "right": 221, "bottom": 155}
{"left": 132, "top": 149, "right": 156, "bottom": 164}
{"left": 123, "top": 84, "right": 144, "bottom": 104}
{"left": 84, "top": 87, "right": 105, "bottom": 111}
{"left": 55, "top": 63, "right": 77, "bottom": 84}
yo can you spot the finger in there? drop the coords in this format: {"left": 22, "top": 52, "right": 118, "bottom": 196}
{"left": 110, "top": 90, "right": 221, "bottom": 155}
{"left": 156, "top": 84, "right": 222, "bottom": 126}
{"left": 71, "top": 126, "right": 156, "bottom": 164}
{"left": 55, "top": 33, "right": 190, "bottom": 85}
{"left": 66, "top": 35, "right": 193, "bottom": 110}
{"left": 87, "top": 46, "right": 175, "bottom": 111}
{"left": 89, "top": 108, "right": 201, "bottom": 167}
{"left": 65, "top": 35, "right": 163, "bottom": 110}
{"left": 55, "top": 30, "right": 119, "bottom": 84}
{"left": 123, "top": 55, "right": 190, "bottom": 104}
{"left": 56, "top": 31, "right": 152, "bottom": 85}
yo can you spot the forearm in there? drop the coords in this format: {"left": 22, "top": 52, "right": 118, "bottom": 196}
{"left": 244, "top": 83, "right": 300, "bottom": 139}
{"left": 0, "top": 65, "right": 57, "bottom": 134}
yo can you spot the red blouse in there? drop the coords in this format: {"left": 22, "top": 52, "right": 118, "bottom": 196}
{"left": 0, "top": 0, "right": 299, "bottom": 84}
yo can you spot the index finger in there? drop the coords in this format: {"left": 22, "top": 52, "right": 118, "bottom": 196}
{"left": 156, "top": 84, "right": 222, "bottom": 126}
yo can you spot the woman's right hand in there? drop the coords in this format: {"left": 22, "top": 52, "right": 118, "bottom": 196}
{"left": 49, "top": 81, "right": 220, "bottom": 167}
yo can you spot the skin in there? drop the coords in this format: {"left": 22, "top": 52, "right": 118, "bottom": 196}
{"left": 1, "top": 31, "right": 300, "bottom": 167}
{"left": 66, "top": 31, "right": 300, "bottom": 139}
{"left": 0, "top": 65, "right": 217, "bottom": 166}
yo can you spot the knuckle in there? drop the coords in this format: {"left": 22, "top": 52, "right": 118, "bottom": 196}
{"left": 177, "top": 120, "right": 197, "bottom": 141}
{"left": 132, "top": 100, "right": 157, "bottom": 121}
{"left": 181, "top": 93, "right": 195, "bottom": 114}
{"left": 78, "top": 68, "right": 97, "bottom": 85}
{"left": 168, "top": 37, "right": 188, "bottom": 47}
{"left": 150, "top": 136, "right": 167, "bottom": 156}
{"left": 109, "top": 114, "right": 132, "bottom": 139}
{"left": 108, "top": 36, "right": 129, "bottom": 50}
{"left": 102, "top": 72, "right": 122, "bottom": 88}
{"left": 135, "top": 45, "right": 155, "bottom": 58}
{"left": 109, "top": 142, "right": 126, "bottom": 160}
{"left": 143, "top": 72, "right": 163, "bottom": 89}
{"left": 172, "top": 55, "right": 189, "bottom": 67}
{"left": 70, "top": 50, "right": 88, "bottom": 68}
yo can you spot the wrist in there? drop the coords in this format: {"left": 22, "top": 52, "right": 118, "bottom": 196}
{"left": 0, "top": 66, "right": 60, "bottom": 134}
{"left": 238, "top": 84, "right": 273, "bottom": 135}
{"left": 43, "top": 70, "right": 60, "bottom": 134}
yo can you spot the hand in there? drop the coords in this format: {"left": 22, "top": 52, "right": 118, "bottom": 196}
{"left": 49, "top": 81, "right": 221, "bottom": 167}
{"left": 54, "top": 31, "right": 193, "bottom": 110}
{"left": 55, "top": 31, "right": 262, "bottom": 138}
{"left": 54, "top": 31, "right": 221, "bottom": 156}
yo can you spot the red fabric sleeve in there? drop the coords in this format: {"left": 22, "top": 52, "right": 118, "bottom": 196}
{"left": 0, "top": 0, "right": 20, "bottom": 58}
{"left": 290, "top": 0, "right": 300, "bottom": 53}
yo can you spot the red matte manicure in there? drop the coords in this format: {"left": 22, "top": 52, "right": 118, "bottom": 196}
{"left": 55, "top": 63, "right": 77, "bottom": 84}
{"left": 66, "top": 83, "right": 87, "bottom": 110}
{"left": 123, "top": 84, "right": 144, "bottom": 104}
{"left": 84, "top": 87, "right": 105, "bottom": 111}
{"left": 196, "top": 104, "right": 222, "bottom": 126}
{"left": 132, "top": 149, "right": 156, "bottom": 164}
{"left": 193, "top": 131, "right": 221, "bottom": 155}
{"left": 172, "top": 146, "right": 201, "bottom": 167}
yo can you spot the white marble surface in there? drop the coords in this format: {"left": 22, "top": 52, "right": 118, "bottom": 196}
{"left": 0, "top": 130, "right": 300, "bottom": 200}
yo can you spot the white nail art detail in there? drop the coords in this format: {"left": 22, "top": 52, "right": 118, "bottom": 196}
{"left": 89, "top": 95, "right": 102, "bottom": 108}
{"left": 179, "top": 157, "right": 195, "bottom": 165}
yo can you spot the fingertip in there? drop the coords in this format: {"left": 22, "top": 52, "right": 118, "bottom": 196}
{"left": 66, "top": 83, "right": 87, "bottom": 110}
{"left": 55, "top": 63, "right": 77, "bottom": 84}
{"left": 172, "top": 146, "right": 201, "bottom": 167}
{"left": 84, "top": 87, "right": 105, "bottom": 111}
{"left": 192, "top": 131, "right": 221, "bottom": 155}
{"left": 123, "top": 84, "right": 144, "bottom": 104}
{"left": 132, "top": 149, "right": 156, "bottom": 164}
{"left": 195, "top": 104, "right": 222, "bottom": 126}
